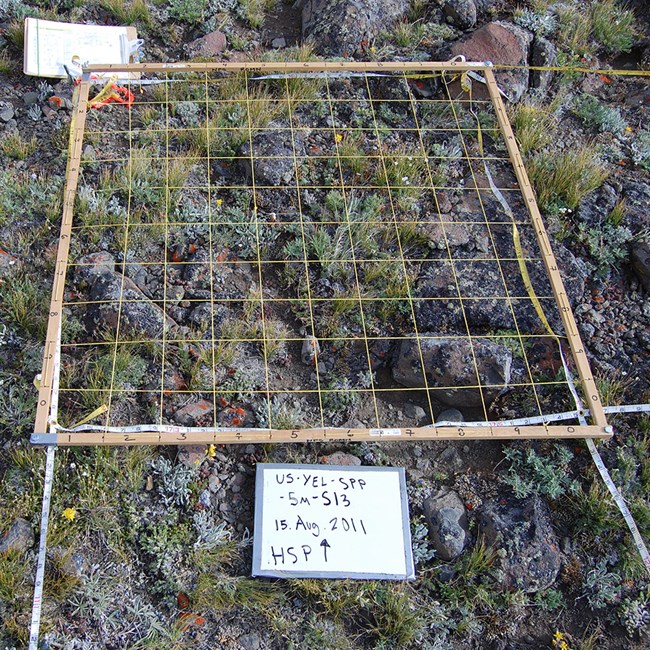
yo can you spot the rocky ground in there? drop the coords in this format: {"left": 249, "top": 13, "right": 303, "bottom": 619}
{"left": 0, "top": 1, "right": 649, "bottom": 649}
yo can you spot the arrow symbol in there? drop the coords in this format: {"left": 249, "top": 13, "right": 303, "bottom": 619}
{"left": 320, "top": 538, "right": 330, "bottom": 562}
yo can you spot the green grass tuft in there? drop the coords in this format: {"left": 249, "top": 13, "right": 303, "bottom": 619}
{"left": 0, "top": 132, "right": 38, "bottom": 160}
{"left": 592, "top": 0, "right": 637, "bottom": 54}
{"left": 526, "top": 145, "right": 608, "bottom": 211}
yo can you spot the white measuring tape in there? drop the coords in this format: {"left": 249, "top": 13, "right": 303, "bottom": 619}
{"left": 565, "top": 387, "right": 650, "bottom": 575}
{"left": 28, "top": 445, "right": 55, "bottom": 650}
{"left": 46, "top": 403, "right": 649, "bottom": 435}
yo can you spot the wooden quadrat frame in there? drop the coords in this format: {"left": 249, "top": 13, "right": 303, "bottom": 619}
{"left": 32, "top": 61, "right": 612, "bottom": 446}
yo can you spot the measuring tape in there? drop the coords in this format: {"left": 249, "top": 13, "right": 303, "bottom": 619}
{"left": 38, "top": 402, "right": 645, "bottom": 435}
{"left": 557, "top": 342, "right": 650, "bottom": 576}
{"left": 28, "top": 445, "right": 55, "bottom": 650}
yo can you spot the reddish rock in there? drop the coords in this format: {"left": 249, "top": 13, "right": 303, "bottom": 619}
{"left": 217, "top": 406, "right": 247, "bottom": 427}
{"left": 449, "top": 21, "right": 533, "bottom": 102}
{"left": 437, "top": 192, "right": 453, "bottom": 214}
{"left": 187, "top": 31, "right": 227, "bottom": 58}
{"left": 178, "top": 444, "right": 209, "bottom": 467}
{"left": 174, "top": 399, "right": 214, "bottom": 427}
{"left": 322, "top": 451, "right": 362, "bottom": 466}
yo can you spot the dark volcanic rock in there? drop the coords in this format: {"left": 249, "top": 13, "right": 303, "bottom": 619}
{"left": 530, "top": 36, "right": 557, "bottom": 93}
{"left": 423, "top": 488, "right": 469, "bottom": 560}
{"left": 478, "top": 496, "right": 561, "bottom": 593}
{"left": 188, "top": 302, "right": 231, "bottom": 333}
{"left": 415, "top": 240, "right": 586, "bottom": 333}
{"left": 631, "top": 240, "right": 650, "bottom": 292}
{"left": 240, "top": 124, "right": 306, "bottom": 186}
{"left": 621, "top": 179, "right": 650, "bottom": 231}
{"left": 392, "top": 334, "right": 512, "bottom": 408}
{"left": 88, "top": 271, "right": 176, "bottom": 338}
{"left": 443, "top": 0, "right": 477, "bottom": 30}
{"left": 302, "top": 0, "right": 409, "bottom": 56}
{"left": 576, "top": 183, "right": 619, "bottom": 229}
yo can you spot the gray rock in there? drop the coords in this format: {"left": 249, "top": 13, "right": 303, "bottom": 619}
{"left": 621, "top": 179, "right": 650, "bottom": 230}
{"left": 323, "top": 451, "right": 362, "bottom": 466}
{"left": 238, "top": 632, "right": 261, "bottom": 650}
{"left": 449, "top": 21, "right": 533, "bottom": 102}
{"left": 576, "top": 183, "right": 619, "bottom": 229}
{"left": 22, "top": 91, "right": 39, "bottom": 106}
{"left": 75, "top": 252, "right": 116, "bottom": 283}
{"left": 0, "top": 101, "right": 14, "bottom": 122}
{"left": 631, "top": 241, "right": 650, "bottom": 293}
{"left": 271, "top": 37, "right": 287, "bottom": 49}
{"left": 209, "top": 474, "right": 221, "bottom": 493}
{"left": 530, "top": 36, "right": 557, "bottom": 93}
{"left": 423, "top": 488, "right": 468, "bottom": 560}
{"left": 443, "top": 0, "right": 477, "bottom": 30}
{"left": 188, "top": 302, "right": 230, "bottom": 333}
{"left": 81, "top": 144, "right": 97, "bottom": 161}
{"left": 404, "top": 403, "right": 426, "bottom": 420}
{"left": 88, "top": 270, "right": 177, "bottom": 338}
{"left": 437, "top": 408, "right": 464, "bottom": 423}
{"left": 49, "top": 546, "right": 88, "bottom": 580}
{"left": 439, "top": 445, "right": 463, "bottom": 470}
{"left": 0, "top": 518, "right": 34, "bottom": 554}
{"left": 392, "top": 334, "right": 512, "bottom": 408}
{"left": 240, "top": 124, "right": 306, "bottom": 186}
{"left": 478, "top": 496, "right": 561, "bottom": 593}
{"left": 302, "top": 0, "right": 410, "bottom": 55}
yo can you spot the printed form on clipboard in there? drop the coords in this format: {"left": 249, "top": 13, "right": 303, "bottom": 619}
{"left": 23, "top": 18, "right": 141, "bottom": 79}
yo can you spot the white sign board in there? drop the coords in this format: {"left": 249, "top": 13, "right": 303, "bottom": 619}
{"left": 252, "top": 464, "right": 414, "bottom": 580}
{"left": 23, "top": 18, "right": 137, "bottom": 79}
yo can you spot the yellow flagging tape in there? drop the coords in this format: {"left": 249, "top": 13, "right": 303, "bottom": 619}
{"left": 471, "top": 105, "right": 554, "bottom": 336}
{"left": 68, "top": 404, "right": 108, "bottom": 429}
{"left": 492, "top": 63, "right": 650, "bottom": 77}
{"left": 512, "top": 223, "right": 555, "bottom": 336}
{"left": 402, "top": 64, "right": 649, "bottom": 83}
